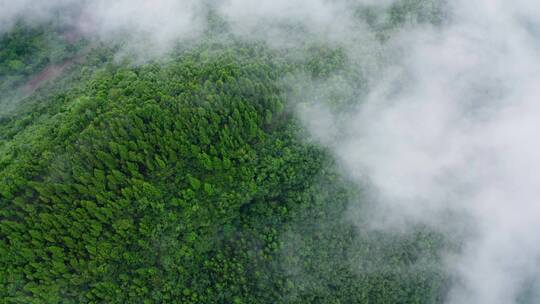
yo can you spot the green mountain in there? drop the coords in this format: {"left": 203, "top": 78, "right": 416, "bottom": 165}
{"left": 0, "top": 2, "right": 447, "bottom": 303}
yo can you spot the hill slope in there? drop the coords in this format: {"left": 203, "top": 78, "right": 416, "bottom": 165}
{"left": 0, "top": 9, "right": 446, "bottom": 304}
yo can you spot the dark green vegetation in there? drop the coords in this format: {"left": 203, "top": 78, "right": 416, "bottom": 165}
{"left": 0, "top": 21, "right": 87, "bottom": 114}
{"left": 1, "top": 2, "right": 447, "bottom": 303}
{"left": 2, "top": 22, "right": 85, "bottom": 77}
{"left": 0, "top": 24, "right": 78, "bottom": 78}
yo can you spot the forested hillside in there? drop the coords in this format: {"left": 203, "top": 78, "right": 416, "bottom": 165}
{"left": 1, "top": 2, "right": 448, "bottom": 303}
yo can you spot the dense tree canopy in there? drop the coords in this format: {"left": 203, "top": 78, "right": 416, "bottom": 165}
{"left": 0, "top": 1, "right": 448, "bottom": 303}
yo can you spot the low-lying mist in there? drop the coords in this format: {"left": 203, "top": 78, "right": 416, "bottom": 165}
{"left": 300, "top": 1, "right": 540, "bottom": 303}
{"left": 2, "top": 0, "right": 540, "bottom": 303}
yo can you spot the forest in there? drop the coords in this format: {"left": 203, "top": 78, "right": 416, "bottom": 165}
{"left": 0, "top": 1, "right": 455, "bottom": 303}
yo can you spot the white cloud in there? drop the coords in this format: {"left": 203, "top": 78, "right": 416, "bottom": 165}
{"left": 5, "top": 1, "right": 540, "bottom": 302}
{"left": 300, "top": 1, "right": 540, "bottom": 303}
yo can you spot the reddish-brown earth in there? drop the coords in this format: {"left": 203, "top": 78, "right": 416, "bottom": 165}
{"left": 23, "top": 58, "right": 77, "bottom": 94}
{"left": 23, "top": 22, "right": 89, "bottom": 95}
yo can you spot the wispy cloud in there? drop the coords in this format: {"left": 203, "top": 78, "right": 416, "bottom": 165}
{"left": 3, "top": 1, "right": 539, "bottom": 302}
{"left": 300, "top": 1, "right": 540, "bottom": 303}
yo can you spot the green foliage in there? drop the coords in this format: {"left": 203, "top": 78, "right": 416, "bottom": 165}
{"left": 0, "top": 22, "right": 79, "bottom": 80}
{"left": 0, "top": 21, "right": 89, "bottom": 118}
{"left": 357, "top": 0, "right": 446, "bottom": 42}
{"left": 0, "top": 23, "right": 446, "bottom": 304}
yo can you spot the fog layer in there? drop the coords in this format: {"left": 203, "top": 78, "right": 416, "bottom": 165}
{"left": 302, "top": 1, "right": 540, "bottom": 303}
{"left": 3, "top": 1, "right": 539, "bottom": 303}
